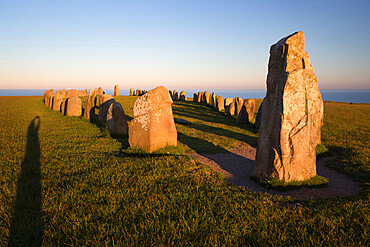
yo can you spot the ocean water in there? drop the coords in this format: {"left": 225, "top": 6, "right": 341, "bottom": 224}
{"left": 0, "top": 89, "right": 369, "bottom": 104}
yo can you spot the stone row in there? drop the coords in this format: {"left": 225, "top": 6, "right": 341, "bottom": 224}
{"left": 192, "top": 91, "right": 256, "bottom": 124}
{"left": 44, "top": 85, "right": 177, "bottom": 153}
{"left": 129, "top": 88, "right": 148, "bottom": 96}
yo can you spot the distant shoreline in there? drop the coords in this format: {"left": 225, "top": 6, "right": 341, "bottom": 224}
{"left": 0, "top": 89, "right": 369, "bottom": 104}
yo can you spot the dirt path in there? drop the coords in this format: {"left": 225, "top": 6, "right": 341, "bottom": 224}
{"left": 188, "top": 143, "right": 362, "bottom": 200}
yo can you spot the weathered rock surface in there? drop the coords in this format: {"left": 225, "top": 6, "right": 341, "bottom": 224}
{"left": 236, "top": 99, "right": 255, "bottom": 123}
{"left": 234, "top": 97, "right": 244, "bottom": 117}
{"left": 227, "top": 102, "right": 235, "bottom": 116}
{"left": 106, "top": 102, "right": 128, "bottom": 136}
{"left": 180, "top": 91, "right": 186, "bottom": 101}
{"left": 193, "top": 93, "right": 198, "bottom": 102}
{"left": 216, "top": 95, "right": 224, "bottom": 111}
{"left": 66, "top": 89, "right": 78, "bottom": 98}
{"left": 48, "top": 95, "right": 54, "bottom": 109}
{"left": 44, "top": 89, "right": 54, "bottom": 106}
{"left": 224, "top": 98, "right": 233, "bottom": 107}
{"left": 130, "top": 88, "right": 134, "bottom": 96}
{"left": 136, "top": 89, "right": 140, "bottom": 96}
{"left": 99, "top": 95, "right": 115, "bottom": 124}
{"left": 60, "top": 99, "right": 67, "bottom": 114}
{"left": 255, "top": 99, "right": 264, "bottom": 129}
{"left": 197, "top": 92, "right": 203, "bottom": 103}
{"left": 52, "top": 93, "right": 63, "bottom": 111}
{"left": 114, "top": 85, "right": 119, "bottom": 96}
{"left": 89, "top": 89, "right": 93, "bottom": 96}
{"left": 129, "top": 86, "right": 177, "bottom": 153}
{"left": 83, "top": 95, "right": 95, "bottom": 120}
{"left": 211, "top": 92, "right": 216, "bottom": 107}
{"left": 202, "top": 91, "right": 210, "bottom": 104}
{"left": 173, "top": 90, "right": 179, "bottom": 100}
{"left": 253, "top": 31, "right": 324, "bottom": 182}
{"left": 98, "top": 87, "right": 103, "bottom": 95}
{"left": 60, "top": 89, "right": 67, "bottom": 98}
{"left": 65, "top": 96, "right": 82, "bottom": 116}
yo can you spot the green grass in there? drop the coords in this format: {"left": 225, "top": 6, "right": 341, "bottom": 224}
{"left": 0, "top": 96, "right": 369, "bottom": 246}
{"left": 253, "top": 176, "right": 329, "bottom": 191}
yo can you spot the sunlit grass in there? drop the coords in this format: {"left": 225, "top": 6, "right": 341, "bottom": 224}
{"left": 0, "top": 96, "right": 369, "bottom": 246}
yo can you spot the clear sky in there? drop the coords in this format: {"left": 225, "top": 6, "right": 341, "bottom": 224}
{"left": 0, "top": 0, "right": 369, "bottom": 90}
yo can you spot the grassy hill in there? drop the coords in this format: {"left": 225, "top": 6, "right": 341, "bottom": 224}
{"left": 0, "top": 96, "right": 369, "bottom": 246}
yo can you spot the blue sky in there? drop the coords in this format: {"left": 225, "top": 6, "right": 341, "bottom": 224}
{"left": 0, "top": 0, "right": 369, "bottom": 90}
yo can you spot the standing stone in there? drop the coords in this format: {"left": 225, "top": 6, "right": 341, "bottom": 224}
{"left": 128, "top": 86, "right": 177, "bottom": 153}
{"left": 224, "top": 98, "right": 233, "bottom": 108}
{"left": 253, "top": 31, "right": 324, "bottom": 182}
{"left": 99, "top": 95, "right": 115, "bottom": 124}
{"left": 210, "top": 92, "right": 216, "bottom": 107}
{"left": 48, "top": 95, "right": 54, "bottom": 109}
{"left": 66, "top": 89, "right": 77, "bottom": 98}
{"left": 234, "top": 97, "right": 244, "bottom": 117}
{"left": 99, "top": 94, "right": 113, "bottom": 106}
{"left": 216, "top": 96, "right": 224, "bottom": 112}
{"left": 236, "top": 99, "right": 255, "bottom": 123}
{"left": 52, "top": 93, "right": 63, "bottom": 111}
{"left": 255, "top": 99, "right": 264, "bottom": 129}
{"left": 136, "top": 89, "right": 140, "bottom": 96}
{"left": 130, "top": 88, "right": 134, "bottom": 96}
{"left": 193, "top": 93, "right": 198, "bottom": 102}
{"left": 173, "top": 90, "right": 179, "bottom": 100}
{"left": 83, "top": 95, "right": 94, "bottom": 120}
{"left": 114, "top": 85, "right": 119, "bottom": 96}
{"left": 227, "top": 102, "right": 235, "bottom": 116}
{"left": 169, "top": 90, "right": 173, "bottom": 99}
{"left": 65, "top": 96, "right": 82, "bottom": 116}
{"left": 60, "top": 89, "right": 67, "bottom": 98}
{"left": 43, "top": 89, "right": 54, "bottom": 106}
{"left": 83, "top": 89, "right": 89, "bottom": 96}
{"left": 60, "top": 99, "right": 67, "bottom": 114}
{"left": 197, "top": 92, "right": 203, "bottom": 103}
{"left": 179, "top": 91, "right": 186, "bottom": 101}
{"left": 98, "top": 87, "right": 103, "bottom": 95}
{"left": 89, "top": 89, "right": 93, "bottom": 96}
{"left": 106, "top": 102, "right": 128, "bottom": 136}
{"left": 203, "top": 91, "right": 210, "bottom": 104}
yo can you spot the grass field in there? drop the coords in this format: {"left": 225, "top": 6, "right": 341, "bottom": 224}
{"left": 0, "top": 96, "right": 369, "bottom": 246}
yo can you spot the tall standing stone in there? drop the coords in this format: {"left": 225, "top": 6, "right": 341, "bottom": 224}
{"left": 180, "top": 91, "right": 186, "bottom": 101}
{"left": 203, "top": 91, "right": 210, "bottom": 104}
{"left": 83, "top": 95, "right": 94, "bottom": 120}
{"left": 136, "top": 89, "right": 140, "bottom": 96}
{"left": 130, "top": 88, "right": 134, "bottom": 96}
{"left": 236, "top": 99, "right": 255, "bottom": 123}
{"left": 114, "top": 85, "right": 119, "bottom": 96}
{"left": 65, "top": 96, "right": 82, "bottom": 116}
{"left": 197, "top": 92, "right": 203, "bottom": 103}
{"left": 106, "top": 102, "right": 128, "bottom": 136}
{"left": 129, "top": 86, "right": 177, "bottom": 153}
{"left": 60, "top": 89, "right": 67, "bottom": 98}
{"left": 52, "top": 93, "right": 63, "bottom": 111}
{"left": 234, "top": 97, "right": 244, "bottom": 117}
{"left": 99, "top": 95, "right": 115, "bottom": 124}
{"left": 98, "top": 87, "right": 103, "bottom": 95}
{"left": 227, "top": 102, "right": 235, "bottom": 116}
{"left": 44, "top": 89, "right": 54, "bottom": 106}
{"left": 211, "top": 92, "right": 216, "bottom": 108}
{"left": 216, "top": 95, "right": 224, "bottom": 112}
{"left": 173, "top": 90, "right": 179, "bottom": 100}
{"left": 89, "top": 89, "right": 93, "bottom": 96}
{"left": 193, "top": 93, "right": 198, "bottom": 102}
{"left": 253, "top": 31, "right": 324, "bottom": 182}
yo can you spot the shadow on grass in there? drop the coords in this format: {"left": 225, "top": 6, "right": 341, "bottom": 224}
{"left": 8, "top": 116, "right": 43, "bottom": 247}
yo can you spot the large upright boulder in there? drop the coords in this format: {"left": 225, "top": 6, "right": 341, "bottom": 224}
{"left": 52, "top": 93, "right": 63, "bottom": 111}
{"left": 97, "top": 87, "right": 103, "bottom": 95}
{"left": 227, "top": 102, "right": 235, "bottom": 116}
{"left": 65, "top": 96, "right": 82, "bottom": 116}
{"left": 180, "top": 91, "right": 186, "bottom": 101}
{"left": 130, "top": 88, "right": 134, "bottom": 96}
{"left": 114, "top": 85, "right": 119, "bottom": 96}
{"left": 253, "top": 31, "right": 324, "bottom": 182}
{"left": 136, "top": 89, "right": 140, "bottom": 96}
{"left": 43, "top": 89, "right": 54, "bottom": 106}
{"left": 193, "top": 93, "right": 198, "bottom": 102}
{"left": 66, "top": 89, "right": 78, "bottom": 98}
{"left": 211, "top": 92, "right": 216, "bottom": 108}
{"left": 60, "top": 89, "right": 67, "bottom": 98}
{"left": 203, "top": 91, "right": 210, "bottom": 104}
{"left": 98, "top": 94, "right": 115, "bottom": 124}
{"left": 236, "top": 99, "right": 255, "bottom": 123}
{"left": 216, "top": 95, "right": 224, "bottom": 112}
{"left": 234, "top": 97, "right": 244, "bottom": 117}
{"left": 89, "top": 89, "right": 93, "bottom": 96}
{"left": 106, "top": 102, "right": 128, "bottom": 136}
{"left": 83, "top": 95, "right": 95, "bottom": 120}
{"left": 197, "top": 92, "right": 203, "bottom": 103}
{"left": 173, "top": 90, "right": 179, "bottom": 100}
{"left": 129, "top": 86, "right": 177, "bottom": 153}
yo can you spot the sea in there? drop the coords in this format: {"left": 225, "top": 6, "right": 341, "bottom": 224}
{"left": 0, "top": 89, "right": 369, "bottom": 104}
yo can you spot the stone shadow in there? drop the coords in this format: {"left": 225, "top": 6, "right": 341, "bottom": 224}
{"left": 8, "top": 116, "right": 43, "bottom": 246}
